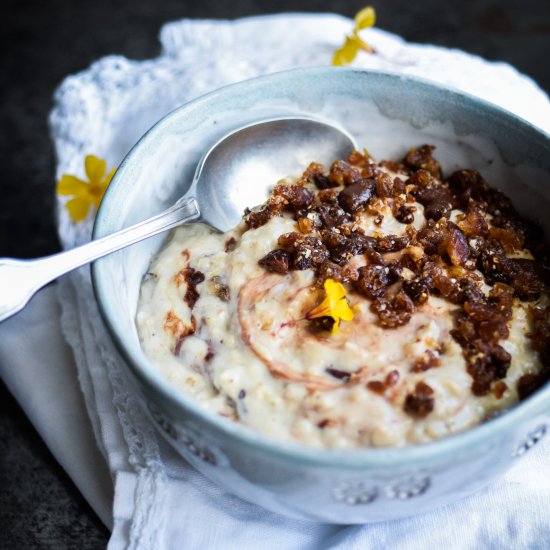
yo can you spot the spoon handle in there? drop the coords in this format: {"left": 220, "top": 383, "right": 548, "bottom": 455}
{"left": 0, "top": 197, "right": 200, "bottom": 323}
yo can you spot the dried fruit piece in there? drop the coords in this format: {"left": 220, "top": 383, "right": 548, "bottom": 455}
{"left": 337, "top": 179, "right": 375, "bottom": 212}
{"left": 404, "top": 382, "right": 435, "bottom": 418}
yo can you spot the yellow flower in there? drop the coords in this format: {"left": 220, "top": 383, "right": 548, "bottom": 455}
{"left": 57, "top": 155, "right": 116, "bottom": 222}
{"left": 354, "top": 5, "right": 376, "bottom": 30}
{"left": 332, "top": 6, "right": 376, "bottom": 66}
{"left": 306, "top": 278, "right": 354, "bottom": 334}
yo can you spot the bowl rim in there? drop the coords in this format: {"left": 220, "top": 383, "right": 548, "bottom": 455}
{"left": 92, "top": 66, "right": 550, "bottom": 469}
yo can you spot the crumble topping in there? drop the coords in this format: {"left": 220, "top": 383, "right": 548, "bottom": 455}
{"left": 252, "top": 146, "right": 550, "bottom": 408}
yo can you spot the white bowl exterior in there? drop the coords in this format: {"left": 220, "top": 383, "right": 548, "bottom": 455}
{"left": 93, "top": 68, "right": 550, "bottom": 522}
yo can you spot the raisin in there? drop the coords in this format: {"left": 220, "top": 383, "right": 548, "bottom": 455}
{"left": 417, "top": 224, "right": 445, "bottom": 255}
{"left": 337, "top": 179, "right": 375, "bottom": 213}
{"left": 317, "top": 260, "right": 345, "bottom": 283}
{"left": 385, "top": 369, "right": 400, "bottom": 386}
{"left": 210, "top": 276, "right": 231, "bottom": 302}
{"left": 293, "top": 237, "right": 329, "bottom": 270}
{"left": 402, "top": 278, "right": 430, "bottom": 304}
{"left": 403, "top": 382, "right": 435, "bottom": 418}
{"left": 404, "top": 145, "right": 442, "bottom": 178}
{"left": 320, "top": 229, "right": 347, "bottom": 250}
{"left": 445, "top": 222, "right": 470, "bottom": 267}
{"left": 508, "top": 259, "right": 547, "bottom": 300}
{"left": 424, "top": 199, "right": 452, "bottom": 221}
{"left": 224, "top": 237, "right": 237, "bottom": 252}
{"left": 367, "top": 380, "right": 385, "bottom": 394}
{"left": 274, "top": 183, "right": 314, "bottom": 211}
{"left": 517, "top": 372, "right": 549, "bottom": 400}
{"left": 328, "top": 160, "right": 362, "bottom": 187}
{"left": 183, "top": 268, "right": 205, "bottom": 308}
{"left": 325, "top": 367, "right": 352, "bottom": 382}
{"left": 258, "top": 249, "right": 291, "bottom": 274}
{"left": 447, "top": 169, "right": 490, "bottom": 208}
{"left": 457, "top": 206, "right": 489, "bottom": 238}
{"left": 414, "top": 181, "right": 454, "bottom": 221}
{"left": 318, "top": 204, "right": 350, "bottom": 229}
{"left": 375, "top": 172, "right": 406, "bottom": 198}
{"left": 371, "top": 290, "right": 415, "bottom": 328}
{"left": 328, "top": 231, "right": 374, "bottom": 265}
{"left": 466, "top": 341, "right": 511, "bottom": 396}
{"left": 393, "top": 204, "right": 415, "bottom": 224}
{"left": 374, "top": 235, "right": 410, "bottom": 253}
{"left": 244, "top": 195, "right": 286, "bottom": 228}
{"left": 354, "top": 264, "right": 397, "bottom": 299}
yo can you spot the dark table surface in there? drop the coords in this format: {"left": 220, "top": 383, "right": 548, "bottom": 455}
{"left": 2, "top": 0, "right": 549, "bottom": 547}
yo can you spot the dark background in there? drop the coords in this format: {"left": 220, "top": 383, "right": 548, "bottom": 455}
{"left": 1, "top": 0, "right": 549, "bottom": 547}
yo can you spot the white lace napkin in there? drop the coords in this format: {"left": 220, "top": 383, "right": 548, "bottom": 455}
{"left": 47, "top": 13, "right": 550, "bottom": 549}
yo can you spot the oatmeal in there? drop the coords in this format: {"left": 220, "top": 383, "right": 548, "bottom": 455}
{"left": 136, "top": 145, "right": 550, "bottom": 448}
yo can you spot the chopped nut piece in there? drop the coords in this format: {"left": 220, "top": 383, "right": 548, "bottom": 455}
{"left": 411, "top": 350, "right": 441, "bottom": 372}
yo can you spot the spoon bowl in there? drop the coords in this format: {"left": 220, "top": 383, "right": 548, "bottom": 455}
{"left": 192, "top": 117, "right": 356, "bottom": 232}
{"left": 0, "top": 116, "right": 356, "bottom": 322}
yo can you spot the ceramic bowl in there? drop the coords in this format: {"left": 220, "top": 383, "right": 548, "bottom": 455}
{"left": 92, "top": 67, "right": 550, "bottom": 523}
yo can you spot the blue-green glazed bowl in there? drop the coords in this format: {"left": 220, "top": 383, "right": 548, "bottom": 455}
{"left": 92, "top": 67, "right": 550, "bottom": 523}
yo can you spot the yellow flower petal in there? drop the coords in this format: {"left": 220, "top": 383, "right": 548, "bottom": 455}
{"left": 332, "top": 35, "right": 360, "bottom": 66}
{"left": 354, "top": 6, "right": 376, "bottom": 30}
{"left": 90, "top": 182, "right": 108, "bottom": 209}
{"left": 332, "top": 47, "right": 347, "bottom": 67}
{"left": 88, "top": 166, "right": 115, "bottom": 208}
{"left": 56, "top": 175, "right": 89, "bottom": 196}
{"left": 65, "top": 196, "right": 92, "bottom": 222}
{"left": 306, "top": 298, "right": 331, "bottom": 319}
{"left": 103, "top": 166, "right": 117, "bottom": 186}
{"left": 324, "top": 278, "right": 346, "bottom": 302}
{"left": 352, "top": 30, "right": 376, "bottom": 53}
{"left": 333, "top": 6, "right": 377, "bottom": 66}
{"left": 85, "top": 155, "right": 107, "bottom": 183}
{"left": 334, "top": 299, "right": 354, "bottom": 321}
{"left": 56, "top": 155, "right": 116, "bottom": 224}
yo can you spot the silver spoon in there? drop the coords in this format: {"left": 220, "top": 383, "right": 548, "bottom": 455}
{"left": 0, "top": 116, "right": 356, "bottom": 322}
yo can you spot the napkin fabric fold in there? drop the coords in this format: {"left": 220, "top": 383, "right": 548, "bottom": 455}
{"left": 0, "top": 286, "right": 113, "bottom": 528}
{"left": 6, "top": 13, "right": 550, "bottom": 549}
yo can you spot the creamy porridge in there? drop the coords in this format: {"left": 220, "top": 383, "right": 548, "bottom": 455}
{"left": 136, "top": 145, "right": 550, "bottom": 448}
